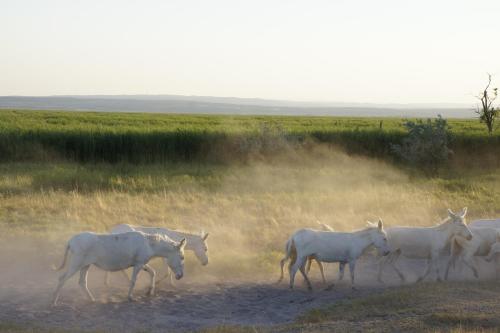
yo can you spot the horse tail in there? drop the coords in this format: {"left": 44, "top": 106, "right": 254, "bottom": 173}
{"left": 52, "top": 244, "right": 70, "bottom": 271}
{"left": 277, "top": 237, "right": 293, "bottom": 283}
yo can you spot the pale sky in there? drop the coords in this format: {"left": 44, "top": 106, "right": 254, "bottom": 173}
{"left": 1, "top": 0, "right": 499, "bottom": 104}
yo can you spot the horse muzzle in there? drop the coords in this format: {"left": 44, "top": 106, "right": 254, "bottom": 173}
{"left": 466, "top": 235, "right": 473, "bottom": 241}
{"left": 175, "top": 273, "right": 183, "bottom": 280}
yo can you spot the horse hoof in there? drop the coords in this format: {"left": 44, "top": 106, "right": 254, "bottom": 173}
{"left": 324, "top": 284, "right": 335, "bottom": 291}
{"left": 128, "top": 297, "right": 135, "bottom": 302}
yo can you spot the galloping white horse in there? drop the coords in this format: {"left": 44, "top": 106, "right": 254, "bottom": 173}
{"left": 285, "top": 219, "right": 390, "bottom": 290}
{"left": 106, "top": 224, "right": 209, "bottom": 285}
{"left": 444, "top": 227, "right": 500, "bottom": 280}
{"left": 53, "top": 231, "right": 185, "bottom": 305}
{"left": 377, "top": 208, "right": 472, "bottom": 284}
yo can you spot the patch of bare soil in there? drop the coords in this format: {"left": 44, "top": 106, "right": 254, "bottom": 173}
{"left": 0, "top": 242, "right": 498, "bottom": 333}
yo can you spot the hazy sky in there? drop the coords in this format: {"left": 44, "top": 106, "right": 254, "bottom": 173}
{"left": 1, "top": 0, "right": 499, "bottom": 104}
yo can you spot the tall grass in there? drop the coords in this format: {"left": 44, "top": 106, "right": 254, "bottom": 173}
{"left": 2, "top": 109, "right": 499, "bottom": 165}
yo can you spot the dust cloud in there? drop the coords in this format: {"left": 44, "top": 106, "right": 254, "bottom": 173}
{"left": 0, "top": 145, "right": 488, "bottom": 331}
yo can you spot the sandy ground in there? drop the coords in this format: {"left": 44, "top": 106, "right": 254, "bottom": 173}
{"left": 0, "top": 243, "right": 497, "bottom": 333}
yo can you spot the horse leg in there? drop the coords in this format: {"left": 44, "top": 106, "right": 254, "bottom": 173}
{"left": 78, "top": 265, "right": 95, "bottom": 302}
{"left": 381, "top": 250, "right": 405, "bottom": 283}
{"left": 305, "top": 257, "right": 313, "bottom": 274}
{"left": 390, "top": 251, "right": 406, "bottom": 283}
{"left": 326, "top": 262, "right": 345, "bottom": 290}
{"left": 298, "top": 261, "right": 313, "bottom": 291}
{"left": 127, "top": 265, "right": 143, "bottom": 301}
{"left": 278, "top": 256, "right": 288, "bottom": 283}
{"left": 338, "top": 262, "right": 346, "bottom": 282}
{"left": 120, "top": 270, "right": 131, "bottom": 283}
{"left": 104, "top": 271, "right": 110, "bottom": 287}
{"left": 462, "top": 256, "right": 479, "bottom": 279}
{"left": 444, "top": 254, "right": 458, "bottom": 281}
{"left": 52, "top": 256, "right": 82, "bottom": 306}
{"left": 316, "top": 259, "right": 326, "bottom": 284}
{"left": 349, "top": 260, "right": 357, "bottom": 290}
{"left": 434, "top": 258, "right": 443, "bottom": 282}
{"left": 289, "top": 256, "right": 306, "bottom": 290}
{"left": 155, "top": 259, "right": 173, "bottom": 287}
{"left": 143, "top": 264, "right": 156, "bottom": 296}
{"left": 416, "top": 259, "right": 433, "bottom": 283}
{"left": 377, "top": 255, "right": 388, "bottom": 283}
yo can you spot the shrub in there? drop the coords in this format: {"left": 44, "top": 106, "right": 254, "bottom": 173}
{"left": 391, "top": 115, "right": 452, "bottom": 173}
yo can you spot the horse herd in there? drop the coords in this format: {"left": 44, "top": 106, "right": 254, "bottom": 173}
{"left": 52, "top": 207, "right": 500, "bottom": 305}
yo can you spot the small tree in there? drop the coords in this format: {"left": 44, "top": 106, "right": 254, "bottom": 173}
{"left": 391, "top": 115, "right": 452, "bottom": 173}
{"left": 475, "top": 73, "right": 498, "bottom": 134}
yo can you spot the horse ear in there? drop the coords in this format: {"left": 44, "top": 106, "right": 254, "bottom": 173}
{"left": 378, "top": 218, "right": 383, "bottom": 230}
{"left": 202, "top": 233, "right": 209, "bottom": 241}
{"left": 461, "top": 207, "right": 468, "bottom": 218}
{"left": 366, "top": 221, "right": 375, "bottom": 227}
{"left": 447, "top": 209, "right": 456, "bottom": 219}
{"left": 177, "top": 238, "right": 186, "bottom": 250}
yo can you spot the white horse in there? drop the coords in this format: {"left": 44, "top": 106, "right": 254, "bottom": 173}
{"left": 469, "top": 219, "right": 500, "bottom": 229}
{"left": 485, "top": 233, "right": 500, "bottom": 263}
{"left": 377, "top": 208, "right": 472, "bottom": 284}
{"left": 106, "top": 224, "right": 208, "bottom": 285}
{"left": 286, "top": 219, "right": 390, "bottom": 290}
{"left": 278, "top": 222, "right": 334, "bottom": 284}
{"left": 444, "top": 227, "right": 500, "bottom": 280}
{"left": 53, "top": 231, "right": 185, "bottom": 305}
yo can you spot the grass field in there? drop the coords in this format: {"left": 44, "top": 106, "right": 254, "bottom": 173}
{"left": 1, "top": 153, "right": 500, "bottom": 278}
{"left": 1, "top": 110, "right": 500, "bottom": 332}
{"left": 1, "top": 109, "right": 500, "bottom": 165}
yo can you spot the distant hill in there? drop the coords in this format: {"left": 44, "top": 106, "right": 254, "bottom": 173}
{"left": 0, "top": 95, "right": 474, "bottom": 118}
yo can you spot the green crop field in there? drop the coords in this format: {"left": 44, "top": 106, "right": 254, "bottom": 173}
{"left": 0, "top": 109, "right": 499, "bottom": 165}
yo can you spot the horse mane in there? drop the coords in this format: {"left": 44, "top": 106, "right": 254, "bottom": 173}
{"left": 354, "top": 225, "right": 379, "bottom": 235}
{"left": 146, "top": 233, "right": 176, "bottom": 248}
{"left": 434, "top": 216, "right": 453, "bottom": 230}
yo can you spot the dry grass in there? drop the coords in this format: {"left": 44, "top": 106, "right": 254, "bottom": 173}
{"left": 1, "top": 147, "right": 500, "bottom": 279}
{"left": 0, "top": 150, "right": 494, "bottom": 277}
{"left": 294, "top": 282, "right": 500, "bottom": 332}
{"left": 2, "top": 148, "right": 500, "bottom": 332}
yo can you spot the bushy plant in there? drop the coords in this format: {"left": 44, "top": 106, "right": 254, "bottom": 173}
{"left": 391, "top": 115, "right": 452, "bottom": 173}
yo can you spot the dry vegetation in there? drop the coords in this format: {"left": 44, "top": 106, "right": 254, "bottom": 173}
{"left": 1, "top": 112, "right": 500, "bottom": 332}
{"left": 2, "top": 146, "right": 499, "bottom": 281}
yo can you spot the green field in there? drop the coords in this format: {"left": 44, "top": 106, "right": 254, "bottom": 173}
{"left": 1, "top": 109, "right": 499, "bottom": 165}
